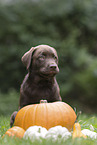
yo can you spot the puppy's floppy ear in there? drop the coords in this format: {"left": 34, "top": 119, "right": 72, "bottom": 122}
{"left": 21, "top": 47, "right": 36, "bottom": 70}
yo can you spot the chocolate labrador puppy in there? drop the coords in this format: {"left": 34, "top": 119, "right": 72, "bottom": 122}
{"left": 10, "top": 44, "right": 62, "bottom": 127}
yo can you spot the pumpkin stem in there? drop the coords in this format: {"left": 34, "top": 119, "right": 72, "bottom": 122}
{"left": 75, "top": 111, "right": 82, "bottom": 123}
{"left": 38, "top": 127, "right": 41, "bottom": 133}
{"left": 40, "top": 100, "right": 47, "bottom": 103}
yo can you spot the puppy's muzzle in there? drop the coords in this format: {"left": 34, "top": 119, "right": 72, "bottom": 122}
{"left": 49, "top": 64, "right": 57, "bottom": 70}
{"left": 49, "top": 63, "right": 59, "bottom": 74}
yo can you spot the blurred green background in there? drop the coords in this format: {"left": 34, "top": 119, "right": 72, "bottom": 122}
{"left": 0, "top": 0, "right": 97, "bottom": 116}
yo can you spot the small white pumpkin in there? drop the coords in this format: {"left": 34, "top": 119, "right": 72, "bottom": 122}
{"left": 45, "top": 125, "right": 71, "bottom": 143}
{"left": 23, "top": 126, "right": 48, "bottom": 142}
{"left": 81, "top": 129, "right": 97, "bottom": 139}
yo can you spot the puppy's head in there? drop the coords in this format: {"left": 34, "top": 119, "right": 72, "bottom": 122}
{"left": 22, "top": 45, "right": 59, "bottom": 77}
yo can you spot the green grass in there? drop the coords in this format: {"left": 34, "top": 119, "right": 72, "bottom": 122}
{"left": 0, "top": 90, "right": 19, "bottom": 116}
{"left": 0, "top": 114, "right": 97, "bottom": 145}
{"left": 0, "top": 91, "right": 97, "bottom": 144}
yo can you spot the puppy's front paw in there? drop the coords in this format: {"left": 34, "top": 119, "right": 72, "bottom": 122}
{"left": 10, "top": 111, "right": 17, "bottom": 127}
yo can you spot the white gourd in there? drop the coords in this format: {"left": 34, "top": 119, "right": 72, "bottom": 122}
{"left": 23, "top": 126, "right": 48, "bottom": 142}
{"left": 81, "top": 129, "right": 97, "bottom": 139}
{"left": 45, "top": 125, "right": 71, "bottom": 143}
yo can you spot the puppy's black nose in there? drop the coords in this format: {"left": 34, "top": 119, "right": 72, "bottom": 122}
{"left": 49, "top": 64, "right": 57, "bottom": 70}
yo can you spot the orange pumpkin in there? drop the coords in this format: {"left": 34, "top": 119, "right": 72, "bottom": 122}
{"left": 3, "top": 126, "right": 25, "bottom": 138}
{"left": 14, "top": 100, "right": 76, "bottom": 130}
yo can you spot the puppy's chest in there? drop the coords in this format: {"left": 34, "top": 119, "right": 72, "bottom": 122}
{"left": 33, "top": 85, "right": 52, "bottom": 96}
{"left": 29, "top": 83, "right": 54, "bottom": 99}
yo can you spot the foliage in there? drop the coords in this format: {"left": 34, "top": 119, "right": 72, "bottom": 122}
{"left": 0, "top": 0, "right": 97, "bottom": 110}
{"left": 0, "top": 90, "right": 19, "bottom": 116}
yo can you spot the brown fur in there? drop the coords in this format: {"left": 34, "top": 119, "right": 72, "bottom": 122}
{"left": 10, "top": 45, "right": 62, "bottom": 127}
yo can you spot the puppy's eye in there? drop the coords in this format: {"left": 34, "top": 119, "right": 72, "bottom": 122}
{"left": 38, "top": 55, "right": 45, "bottom": 61}
{"left": 53, "top": 55, "right": 57, "bottom": 60}
{"left": 53, "top": 55, "right": 58, "bottom": 63}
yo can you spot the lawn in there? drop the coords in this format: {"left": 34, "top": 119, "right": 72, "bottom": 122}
{"left": 0, "top": 115, "right": 97, "bottom": 145}
{"left": 0, "top": 91, "right": 97, "bottom": 145}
